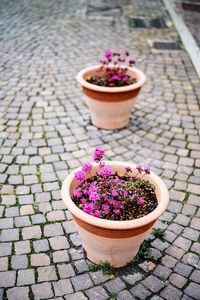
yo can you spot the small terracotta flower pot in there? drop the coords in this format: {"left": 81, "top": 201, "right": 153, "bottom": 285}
{"left": 61, "top": 161, "right": 169, "bottom": 268}
{"left": 76, "top": 65, "right": 146, "bottom": 130}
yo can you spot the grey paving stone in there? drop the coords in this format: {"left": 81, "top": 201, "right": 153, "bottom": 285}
{"left": 174, "top": 262, "right": 193, "bottom": 277}
{"left": 117, "top": 290, "right": 134, "bottom": 300}
{"left": 74, "top": 259, "right": 89, "bottom": 273}
{"left": 5, "top": 207, "right": 19, "bottom": 217}
{"left": 31, "top": 253, "right": 50, "bottom": 266}
{"left": 33, "top": 239, "right": 49, "bottom": 253}
{"left": 173, "top": 236, "right": 192, "bottom": 251}
{"left": 35, "top": 192, "right": 51, "bottom": 202}
{"left": 141, "top": 275, "right": 165, "bottom": 292}
{"left": 53, "top": 250, "right": 70, "bottom": 263}
{"left": 31, "top": 214, "right": 46, "bottom": 224}
{"left": 57, "top": 263, "right": 75, "bottom": 279}
{"left": 47, "top": 210, "right": 66, "bottom": 221}
{"left": 131, "top": 283, "right": 151, "bottom": 299}
{"left": 153, "top": 265, "right": 172, "bottom": 279}
{"left": 11, "top": 255, "right": 28, "bottom": 269}
{"left": 104, "top": 278, "right": 126, "bottom": 293}
{"left": 122, "top": 273, "right": 143, "bottom": 285}
{"left": 15, "top": 216, "right": 31, "bottom": 227}
{"left": 1, "top": 195, "right": 16, "bottom": 205}
{"left": 62, "top": 220, "right": 77, "bottom": 234}
{"left": 31, "top": 282, "right": 53, "bottom": 299}
{"left": 15, "top": 240, "right": 31, "bottom": 255}
{"left": 0, "top": 271, "right": 16, "bottom": 287}
{"left": 17, "top": 269, "right": 35, "bottom": 286}
{"left": 44, "top": 223, "right": 64, "bottom": 237}
{"left": 169, "top": 273, "right": 187, "bottom": 289}
{"left": 53, "top": 279, "right": 73, "bottom": 296}
{"left": 0, "top": 228, "right": 19, "bottom": 241}
{"left": 37, "top": 266, "right": 57, "bottom": 282}
{"left": 6, "top": 287, "right": 29, "bottom": 300}
{"left": 70, "top": 232, "right": 82, "bottom": 247}
{"left": 86, "top": 286, "right": 108, "bottom": 300}
{"left": 18, "top": 195, "right": 33, "bottom": 204}
{"left": 0, "top": 218, "right": 13, "bottom": 229}
{"left": 22, "top": 225, "right": 41, "bottom": 240}
{"left": 0, "top": 257, "right": 8, "bottom": 271}
{"left": 160, "top": 285, "right": 182, "bottom": 300}
{"left": 71, "top": 274, "right": 93, "bottom": 291}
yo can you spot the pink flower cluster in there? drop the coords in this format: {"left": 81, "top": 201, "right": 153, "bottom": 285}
{"left": 73, "top": 147, "right": 151, "bottom": 219}
{"left": 97, "top": 49, "right": 137, "bottom": 87}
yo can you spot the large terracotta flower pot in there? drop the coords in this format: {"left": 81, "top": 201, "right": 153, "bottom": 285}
{"left": 61, "top": 161, "right": 169, "bottom": 268}
{"left": 76, "top": 65, "right": 146, "bottom": 130}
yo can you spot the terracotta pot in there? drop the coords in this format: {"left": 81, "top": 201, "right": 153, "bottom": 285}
{"left": 76, "top": 65, "right": 146, "bottom": 130}
{"left": 61, "top": 161, "right": 169, "bottom": 268}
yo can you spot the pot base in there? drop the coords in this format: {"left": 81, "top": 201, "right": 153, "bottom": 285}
{"left": 91, "top": 116, "right": 129, "bottom": 130}
{"left": 85, "top": 244, "right": 140, "bottom": 268}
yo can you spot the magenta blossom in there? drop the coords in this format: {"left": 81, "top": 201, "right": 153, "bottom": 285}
{"left": 113, "top": 209, "right": 120, "bottom": 214}
{"left": 100, "top": 59, "right": 106, "bottom": 64}
{"left": 101, "top": 166, "right": 112, "bottom": 177}
{"left": 125, "top": 167, "right": 132, "bottom": 172}
{"left": 137, "top": 197, "right": 144, "bottom": 205}
{"left": 144, "top": 167, "right": 151, "bottom": 174}
{"left": 74, "top": 171, "right": 86, "bottom": 183}
{"left": 110, "top": 75, "right": 119, "bottom": 81}
{"left": 93, "top": 146, "right": 105, "bottom": 162}
{"left": 118, "top": 57, "right": 125, "bottom": 62}
{"left": 125, "top": 51, "right": 129, "bottom": 56}
{"left": 105, "top": 49, "right": 112, "bottom": 58}
{"left": 82, "top": 162, "right": 93, "bottom": 173}
{"left": 129, "top": 59, "right": 136, "bottom": 64}
{"left": 136, "top": 165, "right": 143, "bottom": 173}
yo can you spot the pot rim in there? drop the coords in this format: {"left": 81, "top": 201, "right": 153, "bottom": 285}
{"left": 61, "top": 161, "right": 169, "bottom": 230}
{"left": 76, "top": 65, "right": 146, "bottom": 93}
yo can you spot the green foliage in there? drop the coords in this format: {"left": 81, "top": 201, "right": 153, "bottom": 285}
{"left": 108, "top": 291, "right": 117, "bottom": 299}
{"left": 152, "top": 228, "right": 165, "bottom": 237}
{"left": 33, "top": 201, "right": 39, "bottom": 209}
{"left": 89, "top": 261, "right": 115, "bottom": 275}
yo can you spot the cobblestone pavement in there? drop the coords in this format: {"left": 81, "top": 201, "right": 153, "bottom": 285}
{"left": 0, "top": 0, "right": 200, "bottom": 299}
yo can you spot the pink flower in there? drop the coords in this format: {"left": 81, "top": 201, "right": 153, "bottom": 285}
{"left": 125, "top": 167, "right": 131, "bottom": 172}
{"left": 101, "top": 166, "right": 112, "bottom": 177}
{"left": 93, "top": 146, "right": 105, "bottom": 162}
{"left": 144, "top": 167, "right": 151, "bottom": 174}
{"left": 112, "top": 190, "right": 118, "bottom": 197}
{"left": 73, "top": 188, "right": 82, "bottom": 198}
{"left": 105, "top": 49, "right": 112, "bottom": 58}
{"left": 129, "top": 59, "right": 136, "bottom": 64}
{"left": 100, "top": 59, "right": 106, "bottom": 64}
{"left": 82, "top": 162, "right": 93, "bottom": 173}
{"left": 125, "top": 51, "right": 129, "bottom": 56}
{"left": 118, "top": 57, "right": 125, "bottom": 62}
{"left": 136, "top": 165, "right": 143, "bottom": 173}
{"left": 89, "top": 192, "right": 100, "bottom": 202}
{"left": 94, "top": 210, "right": 102, "bottom": 218}
{"left": 113, "top": 209, "right": 120, "bottom": 214}
{"left": 137, "top": 197, "right": 144, "bottom": 205}
{"left": 74, "top": 171, "right": 86, "bottom": 183}
{"left": 110, "top": 75, "right": 119, "bottom": 81}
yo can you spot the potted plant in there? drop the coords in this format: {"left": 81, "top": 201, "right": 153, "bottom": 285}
{"left": 76, "top": 49, "right": 146, "bottom": 130}
{"left": 61, "top": 147, "right": 169, "bottom": 267}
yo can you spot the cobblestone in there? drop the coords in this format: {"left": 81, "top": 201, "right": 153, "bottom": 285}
{"left": 0, "top": 0, "right": 200, "bottom": 298}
